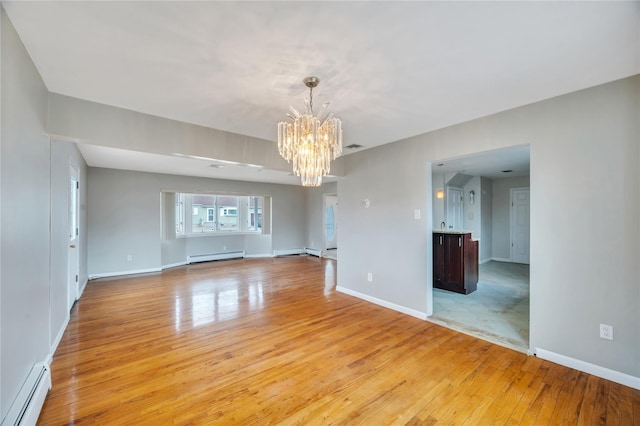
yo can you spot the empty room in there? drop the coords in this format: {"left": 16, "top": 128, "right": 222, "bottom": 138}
{"left": 1, "top": 1, "right": 639, "bottom": 424}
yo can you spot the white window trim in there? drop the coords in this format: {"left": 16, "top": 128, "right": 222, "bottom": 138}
{"left": 176, "top": 193, "right": 264, "bottom": 237}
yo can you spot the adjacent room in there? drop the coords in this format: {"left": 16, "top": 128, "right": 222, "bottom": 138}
{"left": 1, "top": 1, "right": 639, "bottom": 424}
{"left": 430, "top": 146, "right": 531, "bottom": 352}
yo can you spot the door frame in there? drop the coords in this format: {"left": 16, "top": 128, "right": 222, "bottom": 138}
{"left": 68, "top": 163, "right": 80, "bottom": 311}
{"left": 446, "top": 186, "right": 463, "bottom": 230}
{"left": 323, "top": 193, "right": 338, "bottom": 251}
{"left": 429, "top": 146, "right": 532, "bottom": 353}
{"left": 510, "top": 187, "right": 530, "bottom": 264}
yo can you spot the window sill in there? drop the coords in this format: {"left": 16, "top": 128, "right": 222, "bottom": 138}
{"left": 176, "top": 231, "right": 265, "bottom": 239}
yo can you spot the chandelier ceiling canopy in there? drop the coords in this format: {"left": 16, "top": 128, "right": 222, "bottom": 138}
{"left": 277, "top": 76, "right": 343, "bottom": 187}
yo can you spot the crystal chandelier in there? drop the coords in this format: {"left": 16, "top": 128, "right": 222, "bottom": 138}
{"left": 277, "top": 76, "right": 343, "bottom": 187}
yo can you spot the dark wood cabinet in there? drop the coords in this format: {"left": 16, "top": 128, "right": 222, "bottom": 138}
{"left": 433, "top": 232, "right": 478, "bottom": 294}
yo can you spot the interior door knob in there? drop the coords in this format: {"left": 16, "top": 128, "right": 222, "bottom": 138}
{"left": 69, "top": 244, "right": 76, "bottom": 248}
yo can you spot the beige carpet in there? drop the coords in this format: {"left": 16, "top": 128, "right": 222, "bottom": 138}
{"left": 430, "top": 261, "right": 530, "bottom": 352}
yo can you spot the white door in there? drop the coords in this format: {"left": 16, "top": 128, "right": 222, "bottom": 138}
{"left": 68, "top": 164, "right": 80, "bottom": 311}
{"left": 446, "top": 187, "right": 463, "bottom": 230}
{"left": 324, "top": 195, "right": 337, "bottom": 250}
{"left": 510, "top": 188, "right": 530, "bottom": 264}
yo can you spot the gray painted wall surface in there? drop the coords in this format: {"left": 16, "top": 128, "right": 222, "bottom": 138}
{"left": 305, "top": 181, "right": 337, "bottom": 251}
{"left": 88, "top": 168, "right": 306, "bottom": 276}
{"left": 341, "top": 142, "right": 430, "bottom": 312}
{"left": 491, "top": 176, "right": 530, "bottom": 260}
{"left": 0, "top": 9, "right": 50, "bottom": 418}
{"left": 480, "top": 177, "right": 493, "bottom": 263}
{"left": 47, "top": 93, "right": 345, "bottom": 178}
{"left": 88, "top": 168, "right": 162, "bottom": 275}
{"left": 431, "top": 172, "right": 446, "bottom": 229}
{"left": 462, "top": 176, "right": 481, "bottom": 241}
{"left": 50, "top": 140, "right": 88, "bottom": 349}
{"left": 340, "top": 76, "right": 639, "bottom": 377}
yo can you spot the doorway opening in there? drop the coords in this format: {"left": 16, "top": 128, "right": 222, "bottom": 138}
{"left": 323, "top": 194, "right": 338, "bottom": 260}
{"left": 429, "top": 146, "right": 531, "bottom": 352}
{"left": 68, "top": 163, "right": 80, "bottom": 312}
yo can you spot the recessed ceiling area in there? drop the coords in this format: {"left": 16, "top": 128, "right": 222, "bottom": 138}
{"left": 433, "top": 146, "right": 530, "bottom": 179}
{"left": 3, "top": 1, "right": 638, "bottom": 183}
{"left": 76, "top": 144, "right": 322, "bottom": 186}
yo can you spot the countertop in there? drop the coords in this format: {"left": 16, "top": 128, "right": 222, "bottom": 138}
{"left": 433, "top": 229, "right": 473, "bottom": 235}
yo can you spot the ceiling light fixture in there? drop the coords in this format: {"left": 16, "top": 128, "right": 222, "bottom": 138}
{"left": 277, "top": 76, "right": 343, "bottom": 187}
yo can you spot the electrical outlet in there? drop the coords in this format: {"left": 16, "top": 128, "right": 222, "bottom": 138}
{"left": 126, "top": 254, "right": 133, "bottom": 261}
{"left": 367, "top": 273, "right": 373, "bottom": 282}
{"left": 599, "top": 324, "right": 613, "bottom": 340}
{"left": 223, "top": 245, "right": 227, "bottom": 251}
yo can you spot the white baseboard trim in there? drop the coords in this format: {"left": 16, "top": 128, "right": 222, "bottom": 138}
{"left": 79, "top": 278, "right": 88, "bottom": 298}
{"left": 535, "top": 348, "right": 640, "bottom": 390}
{"left": 89, "top": 267, "right": 161, "bottom": 280}
{"left": 50, "top": 313, "right": 70, "bottom": 360}
{"left": 273, "top": 248, "right": 305, "bottom": 256}
{"left": 161, "top": 261, "right": 188, "bottom": 270}
{"left": 244, "top": 253, "right": 273, "bottom": 258}
{"left": 491, "top": 257, "right": 511, "bottom": 262}
{"left": 479, "top": 258, "right": 492, "bottom": 265}
{"left": 336, "top": 286, "right": 428, "bottom": 320}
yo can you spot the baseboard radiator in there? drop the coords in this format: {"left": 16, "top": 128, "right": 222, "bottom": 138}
{"left": 273, "top": 248, "right": 305, "bottom": 257}
{"left": 305, "top": 248, "right": 322, "bottom": 257}
{"left": 187, "top": 251, "right": 245, "bottom": 264}
{"left": 2, "top": 362, "right": 51, "bottom": 426}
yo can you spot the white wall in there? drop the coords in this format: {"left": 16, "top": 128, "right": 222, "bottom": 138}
{"left": 87, "top": 167, "right": 306, "bottom": 276}
{"left": 339, "top": 75, "right": 639, "bottom": 379}
{"left": 491, "top": 176, "right": 530, "bottom": 261}
{"left": 1, "top": 8, "right": 50, "bottom": 418}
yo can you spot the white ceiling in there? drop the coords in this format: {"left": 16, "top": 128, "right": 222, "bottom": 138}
{"left": 433, "top": 146, "right": 530, "bottom": 179}
{"left": 4, "top": 1, "right": 639, "bottom": 183}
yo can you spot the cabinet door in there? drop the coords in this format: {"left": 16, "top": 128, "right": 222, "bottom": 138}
{"left": 444, "top": 234, "right": 464, "bottom": 286}
{"left": 433, "top": 234, "right": 445, "bottom": 285}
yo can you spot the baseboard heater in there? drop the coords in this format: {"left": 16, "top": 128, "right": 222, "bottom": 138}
{"left": 2, "top": 362, "right": 51, "bottom": 426}
{"left": 187, "top": 251, "right": 245, "bottom": 264}
{"left": 273, "top": 248, "right": 305, "bottom": 257}
{"left": 305, "top": 248, "right": 322, "bottom": 257}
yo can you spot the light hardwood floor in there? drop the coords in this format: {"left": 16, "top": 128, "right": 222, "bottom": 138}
{"left": 38, "top": 257, "right": 639, "bottom": 425}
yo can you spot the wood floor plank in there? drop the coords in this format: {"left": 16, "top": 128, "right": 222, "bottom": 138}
{"left": 36, "top": 257, "right": 640, "bottom": 425}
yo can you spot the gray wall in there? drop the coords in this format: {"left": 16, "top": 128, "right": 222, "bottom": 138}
{"left": 480, "top": 177, "right": 493, "bottom": 263}
{"left": 50, "top": 140, "right": 88, "bottom": 348}
{"left": 88, "top": 168, "right": 306, "bottom": 276}
{"left": 305, "top": 181, "right": 337, "bottom": 251}
{"left": 1, "top": 9, "right": 50, "bottom": 418}
{"left": 47, "top": 93, "right": 344, "bottom": 178}
{"left": 339, "top": 76, "right": 639, "bottom": 378}
{"left": 462, "top": 176, "right": 481, "bottom": 241}
{"left": 491, "top": 176, "right": 530, "bottom": 261}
